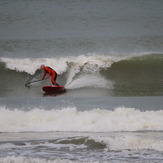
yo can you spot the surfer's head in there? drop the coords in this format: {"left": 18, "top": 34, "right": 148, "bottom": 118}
{"left": 40, "top": 64, "right": 45, "bottom": 69}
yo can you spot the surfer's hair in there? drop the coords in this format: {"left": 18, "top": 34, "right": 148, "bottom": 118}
{"left": 40, "top": 64, "right": 45, "bottom": 69}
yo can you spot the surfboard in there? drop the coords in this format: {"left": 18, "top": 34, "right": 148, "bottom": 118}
{"left": 42, "top": 86, "right": 65, "bottom": 93}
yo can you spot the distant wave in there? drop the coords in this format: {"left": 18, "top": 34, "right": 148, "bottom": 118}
{"left": 0, "top": 106, "right": 163, "bottom": 133}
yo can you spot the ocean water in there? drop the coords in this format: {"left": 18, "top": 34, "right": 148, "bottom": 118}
{"left": 0, "top": 0, "right": 163, "bottom": 162}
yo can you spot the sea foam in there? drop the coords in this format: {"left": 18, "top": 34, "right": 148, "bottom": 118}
{"left": 0, "top": 106, "right": 162, "bottom": 133}
{"left": 0, "top": 54, "right": 120, "bottom": 75}
{"left": 0, "top": 156, "right": 79, "bottom": 163}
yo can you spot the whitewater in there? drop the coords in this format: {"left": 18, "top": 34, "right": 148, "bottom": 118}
{"left": 0, "top": 54, "right": 117, "bottom": 75}
{"left": 0, "top": 106, "right": 163, "bottom": 133}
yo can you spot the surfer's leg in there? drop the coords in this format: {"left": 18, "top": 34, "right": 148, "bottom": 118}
{"left": 51, "top": 73, "right": 59, "bottom": 86}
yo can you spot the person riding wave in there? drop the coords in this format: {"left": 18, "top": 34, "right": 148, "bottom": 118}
{"left": 40, "top": 64, "right": 59, "bottom": 86}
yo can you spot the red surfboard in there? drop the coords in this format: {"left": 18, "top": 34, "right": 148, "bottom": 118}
{"left": 42, "top": 86, "right": 65, "bottom": 93}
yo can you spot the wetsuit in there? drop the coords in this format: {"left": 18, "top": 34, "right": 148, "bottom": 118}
{"left": 42, "top": 66, "right": 59, "bottom": 86}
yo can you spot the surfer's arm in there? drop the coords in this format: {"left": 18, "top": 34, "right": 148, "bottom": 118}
{"left": 42, "top": 71, "right": 47, "bottom": 80}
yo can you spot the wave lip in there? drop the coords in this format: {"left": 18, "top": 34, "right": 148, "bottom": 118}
{"left": 0, "top": 54, "right": 115, "bottom": 74}
{"left": 0, "top": 53, "right": 162, "bottom": 75}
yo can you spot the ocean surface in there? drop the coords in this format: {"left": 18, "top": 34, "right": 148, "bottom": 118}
{"left": 0, "top": 0, "right": 163, "bottom": 162}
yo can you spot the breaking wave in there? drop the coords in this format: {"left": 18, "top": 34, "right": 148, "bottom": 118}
{"left": 0, "top": 106, "right": 163, "bottom": 133}
{"left": 0, "top": 53, "right": 163, "bottom": 95}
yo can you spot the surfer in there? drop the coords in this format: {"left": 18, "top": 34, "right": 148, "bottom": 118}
{"left": 40, "top": 64, "right": 59, "bottom": 86}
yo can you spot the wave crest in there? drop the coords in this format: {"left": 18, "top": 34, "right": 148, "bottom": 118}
{"left": 0, "top": 54, "right": 118, "bottom": 75}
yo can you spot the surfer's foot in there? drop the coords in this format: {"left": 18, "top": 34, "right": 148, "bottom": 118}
{"left": 52, "top": 84, "right": 59, "bottom": 87}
